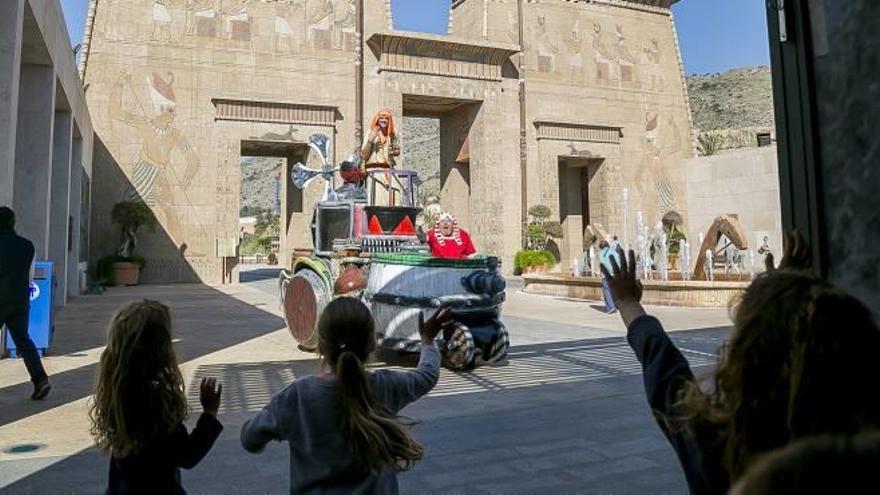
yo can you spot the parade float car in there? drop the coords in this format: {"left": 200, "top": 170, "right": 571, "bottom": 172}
{"left": 278, "top": 134, "right": 509, "bottom": 370}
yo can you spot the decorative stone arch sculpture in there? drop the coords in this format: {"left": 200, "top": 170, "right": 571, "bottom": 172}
{"left": 693, "top": 215, "right": 749, "bottom": 280}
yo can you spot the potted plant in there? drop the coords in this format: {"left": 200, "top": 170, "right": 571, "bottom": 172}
{"left": 104, "top": 201, "right": 155, "bottom": 286}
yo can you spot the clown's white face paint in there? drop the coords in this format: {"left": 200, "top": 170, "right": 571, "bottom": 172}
{"left": 440, "top": 219, "right": 454, "bottom": 237}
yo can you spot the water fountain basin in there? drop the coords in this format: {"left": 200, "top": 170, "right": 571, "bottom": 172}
{"left": 522, "top": 272, "right": 750, "bottom": 308}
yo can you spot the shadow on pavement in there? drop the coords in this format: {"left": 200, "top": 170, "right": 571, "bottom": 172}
{"left": 2, "top": 326, "right": 731, "bottom": 494}
{"left": 0, "top": 284, "right": 285, "bottom": 428}
{"left": 238, "top": 267, "right": 282, "bottom": 284}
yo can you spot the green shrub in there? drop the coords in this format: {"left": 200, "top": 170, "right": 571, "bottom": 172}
{"left": 514, "top": 250, "right": 556, "bottom": 275}
{"left": 544, "top": 221, "right": 564, "bottom": 239}
{"left": 528, "top": 204, "right": 551, "bottom": 221}
{"left": 697, "top": 132, "right": 726, "bottom": 156}
{"left": 239, "top": 235, "right": 272, "bottom": 256}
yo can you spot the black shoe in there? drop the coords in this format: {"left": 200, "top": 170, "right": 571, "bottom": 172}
{"left": 31, "top": 381, "right": 51, "bottom": 400}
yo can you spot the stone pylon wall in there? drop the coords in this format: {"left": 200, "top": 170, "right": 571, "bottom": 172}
{"left": 83, "top": 0, "right": 693, "bottom": 282}
{"left": 83, "top": 0, "right": 359, "bottom": 283}
{"left": 452, "top": 0, "right": 694, "bottom": 263}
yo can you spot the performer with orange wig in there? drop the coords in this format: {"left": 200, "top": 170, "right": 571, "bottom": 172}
{"left": 361, "top": 108, "right": 403, "bottom": 206}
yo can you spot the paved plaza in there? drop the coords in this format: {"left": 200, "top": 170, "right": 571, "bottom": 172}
{"left": 0, "top": 266, "right": 733, "bottom": 493}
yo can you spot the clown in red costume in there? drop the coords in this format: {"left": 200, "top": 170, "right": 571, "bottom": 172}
{"left": 427, "top": 213, "right": 477, "bottom": 259}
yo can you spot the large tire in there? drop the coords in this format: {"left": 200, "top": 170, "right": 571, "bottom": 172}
{"left": 283, "top": 269, "right": 330, "bottom": 351}
{"left": 439, "top": 323, "right": 476, "bottom": 371}
{"left": 484, "top": 321, "right": 509, "bottom": 364}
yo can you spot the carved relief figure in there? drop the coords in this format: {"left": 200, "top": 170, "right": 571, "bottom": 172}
{"left": 592, "top": 22, "right": 639, "bottom": 84}
{"left": 638, "top": 111, "right": 683, "bottom": 217}
{"left": 110, "top": 70, "right": 200, "bottom": 239}
{"left": 186, "top": 0, "right": 217, "bottom": 37}
{"left": 534, "top": 15, "right": 557, "bottom": 74}
{"left": 614, "top": 24, "right": 637, "bottom": 82}
{"left": 308, "top": 0, "right": 334, "bottom": 49}
{"left": 564, "top": 21, "right": 585, "bottom": 81}
{"left": 592, "top": 23, "right": 615, "bottom": 80}
{"left": 100, "top": 0, "right": 121, "bottom": 39}
{"left": 333, "top": 0, "right": 356, "bottom": 51}
{"left": 151, "top": 0, "right": 173, "bottom": 41}
{"left": 225, "top": 0, "right": 251, "bottom": 41}
{"left": 643, "top": 38, "right": 664, "bottom": 91}
{"left": 274, "top": 0, "right": 307, "bottom": 52}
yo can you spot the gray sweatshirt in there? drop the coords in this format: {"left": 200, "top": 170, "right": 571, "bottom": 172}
{"left": 241, "top": 344, "right": 440, "bottom": 494}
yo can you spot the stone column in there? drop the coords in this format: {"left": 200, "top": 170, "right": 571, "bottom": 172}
{"left": 13, "top": 65, "right": 56, "bottom": 259}
{"left": 67, "top": 136, "right": 84, "bottom": 298}
{"left": 0, "top": 0, "right": 24, "bottom": 207}
{"left": 49, "top": 110, "right": 73, "bottom": 306}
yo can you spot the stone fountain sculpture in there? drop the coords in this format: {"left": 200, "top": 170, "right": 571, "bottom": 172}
{"left": 692, "top": 215, "right": 750, "bottom": 280}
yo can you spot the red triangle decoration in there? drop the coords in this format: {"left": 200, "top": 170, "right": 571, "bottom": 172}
{"left": 392, "top": 215, "right": 416, "bottom": 235}
{"left": 368, "top": 215, "right": 384, "bottom": 234}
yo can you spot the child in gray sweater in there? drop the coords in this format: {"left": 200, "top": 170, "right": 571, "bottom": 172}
{"left": 241, "top": 298, "right": 452, "bottom": 494}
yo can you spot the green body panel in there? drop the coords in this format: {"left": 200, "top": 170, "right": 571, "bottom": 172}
{"left": 370, "top": 253, "right": 491, "bottom": 269}
{"left": 291, "top": 256, "right": 333, "bottom": 288}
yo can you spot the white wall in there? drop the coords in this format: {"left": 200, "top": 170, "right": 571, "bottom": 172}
{"left": 686, "top": 146, "right": 783, "bottom": 257}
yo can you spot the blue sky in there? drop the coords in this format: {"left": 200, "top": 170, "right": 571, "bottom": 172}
{"left": 61, "top": 0, "right": 769, "bottom": 75}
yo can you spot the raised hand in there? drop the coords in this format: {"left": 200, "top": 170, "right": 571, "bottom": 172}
{"left": 602, "top": 246, "right": 642, "bottom": 305}
{"left": 419, "top": 307, "right": 453, "bottom": 344}
{"left": 602, "top": 247, "right": 646, "bottom": 328}
{"left": 200, "top": 377, "right": 222, "bottom": 417}
{"left": 764, "top": 230, "right": 811, "bottom": 272}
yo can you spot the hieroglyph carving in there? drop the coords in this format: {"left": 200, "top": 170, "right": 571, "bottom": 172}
{"left": 637, "top": 110, "right": 683, "bottom": 219}
{"left": 110, "top": 70, "right": 201, "bottom": 242}
{"left": 591, "top": 22, "right": 636, "bottom": 83}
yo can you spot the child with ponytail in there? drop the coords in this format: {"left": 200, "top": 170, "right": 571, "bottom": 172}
{"left": 241, "top": 297, "right": 451, "bottom": 494}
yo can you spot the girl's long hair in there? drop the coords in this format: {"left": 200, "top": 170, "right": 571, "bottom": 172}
{"left": 317, "top": 297, "right": 423, "bottom": 473}
{"left": 89, "top": 300, "right": 187, "bottom": 457}
{"left": 679, "top": 270, "right": 880, "bottom": 480}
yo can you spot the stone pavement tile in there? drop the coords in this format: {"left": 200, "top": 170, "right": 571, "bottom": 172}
{"left": 508, "top": 448, "right": 605, "bottom": 474}
{"left": 419, "top": 464, "right": 520, "bottom": 491}
{"left": 504, "top": 289, "right": 732, "bottom": 334}
{"left": 584, "top": 436, "right": 672, "bottom": 460}
{"left": 512, "top": 437, "right": 590, "bottom": 456}
{"left": 562, "top": 455, "right": 660, "bottom": 483}
{"left": 431, "top": 447, "right": 525, "bottom": 470}
{"left": 459, "top": 474, "right": 576, "bottom": 495}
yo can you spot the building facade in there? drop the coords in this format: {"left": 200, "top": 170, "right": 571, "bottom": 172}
{"left": 1, "top": 0, "right": 95, "bottom": 306}
{"left": 81, "top": 0, "right": 690, "bottom": 282}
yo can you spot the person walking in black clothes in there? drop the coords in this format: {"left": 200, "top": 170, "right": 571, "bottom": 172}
{"left": 602, "top": 231, "right": 880, "bottom": 494}
{"left": 0, "top": 207, "right": 51, "bottom": 400}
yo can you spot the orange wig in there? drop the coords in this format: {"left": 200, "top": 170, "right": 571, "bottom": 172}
{"left": 369, "top": 108, "right": 396, "bottom": 144}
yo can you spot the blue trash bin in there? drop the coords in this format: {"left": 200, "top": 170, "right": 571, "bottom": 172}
{"left": 4, "top": 261, "right": 55, "bottom": 357}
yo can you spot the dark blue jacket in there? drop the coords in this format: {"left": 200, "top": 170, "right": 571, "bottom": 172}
{"left": 627, "top": 315, "right": 728, "bottom": 495}
{"left": 107, "top": 413, "right": 223, "bottom": 495}
{"left": 0, "top": 230, "right": 35, "bottom": 308}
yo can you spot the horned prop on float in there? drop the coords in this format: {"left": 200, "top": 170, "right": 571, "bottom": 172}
{"left": 290, "top": 133, "right": 355, "bottom": 201}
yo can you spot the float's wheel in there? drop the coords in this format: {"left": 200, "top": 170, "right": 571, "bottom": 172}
{"left": 439, "top": 323, "right": 475, "bottom": 371}
{"left": 283, "top": 269, "right": 330, "bottom": 352}
{"left": 484, "top": 322, "right": 510, "bottom": 364}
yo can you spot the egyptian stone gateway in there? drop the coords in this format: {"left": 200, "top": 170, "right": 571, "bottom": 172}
{"left": 81, "top": 0, "right": 693, "bottom": 283}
